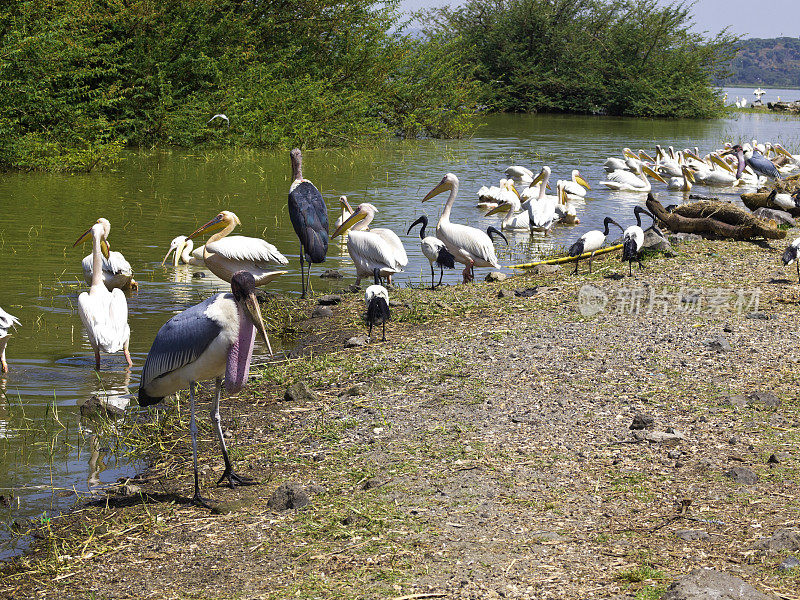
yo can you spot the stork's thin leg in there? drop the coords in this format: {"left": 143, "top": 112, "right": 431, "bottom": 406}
{"left": 94, "top": 348, "right": 101, "bottom": 370}
{"left": 190, "top": 382, "right": 212, "bottom": 507}
{"left": 212, "top": 377, "right": 255, "bottom": 488}
{"left": 368, "top": 321, "right": 374, "bottom": 340}
{"left": 299, "top": 248, "right": 306, "bottom": 298}
{"left": 638, "top": 256, "right": 643, "bottom": 271}
{"left": 305, "top": 259, "right": 313, "bottom": 296}
{"left": 430, "top": 263, "right": 436, "bottom": 289}
{"left": 437, "top": 266, "right": 444, "bottom": 288}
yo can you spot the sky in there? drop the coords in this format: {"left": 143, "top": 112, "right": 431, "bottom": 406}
{"left": 397, "top": 0, "right": 800, "bottom": 39}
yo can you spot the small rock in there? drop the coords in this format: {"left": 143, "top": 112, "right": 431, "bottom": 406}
{"left": 668, "top": 232, "right": 703, "bottom": 245}
{"left": 267, "top": 482, "right": 310, "bottom": 511}
{"left": 344, "top": 336, "right": 368, "bottom": 348}
{"left": 630, "top": 413, "right": 654, "bottom": 430}
{"left": 662, "top": 568, "right": 776, "bottom": 599}
{"left": 674, "top": 529, "right": 710, "bottom": 541}
{"left": 645, "top": 430, "right": 684, "bottom": 446}
{"left": 768, "top": 452, "right": 787, "bottom": 464}
{"left": 485, "top": 271, "right": 507, "bottom": 282}
{"left": 311, "top": 305, "right": 334, "bottom": 318}
{"left": 779, "top": 556, "right": 800, "bottom": 571}
{"left": 668, "top": 450, "right": 681, "bottom": 460}
{"left": 747, "top": 391, "right": 781, "bottom": 410}
{"left": 746, "top": 312, "right": 769, "bottom": 320}
{"left": 531, "top": 264, "right": 562, "bottom": 275}
{"left": 192, "top": 271, "right": 206, "bottom": 278}
{"left": 319, "top": 269, "right": 343, "bottom": 279}
{"left": 752, "top": 529, "right": 800, "bottom": 554}
{"left": 361, "top": 477, "right": 386, "bottom": 490}
{"left": 703, "top": 335, "right": 732, "bottom": 352}
{"left": 347, "top": 284, "right": 361, "bottom": 293}
{"left": 78, "top": 394, "right": 131, "bottom": 418}
{"left": 318, "top": 294, "right": 342, "bottom": 306}
{"left": 724, "top": 466, "right": 759, "bottom": 485}
{"left": 642, "top": 227, "right": 673, "bottom": 253}
{"left": 497, "top": 289, "right": 514, "bottom": 298}
{"left": 117, "top": 481, "right": 142, "bottom": 496}
{"left": 345, "top": 382, "right": 370, "bottom": 397}
{"left": 726, "top": 395, "right": 748, "bottom": 410}
{"left": 754, "top": 207, "right": 796, "bottom": 226}
{"left": 514, "top": 287, "right": 538, "bottom": 297}
{"left": 306, "top": 484, "right": 326, "bottom": 495}
{"left": 283, "top": 382, "right": 320, "bottom": 403}
{"left": 728, "top": 436, "right": 740, "bottom": 445}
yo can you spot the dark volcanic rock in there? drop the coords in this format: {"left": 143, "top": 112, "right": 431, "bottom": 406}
{"left": 747, "top": 391, "right": 781, "bottom": 410}
{"left": 192, "top": 271, "right": 206, "bottom": 278}
{"left": 724, "top": 466, "right": 759, "bottom": 485}
{"left": 779, "top": 556, "right": 800, "bottom": 571}
{"left": 311, "top": 306, "right": 334, "bottom": 318}
{"left": 752, "top": 529, "right": 800, "bottom": 555}
{"left": 267, "top": 482, "right": 310, "bottom": 511}
{"left": 318, "top": 294, "right": 342, "bottom": 306}
{"left": 642, "top": 227, "right": 673, "bottom": 253}
{"left": 630, "top": 413, "right": 655, "bottom": 430}
{"left": 704, "top": 335, "right": 732, "bottom": 352}
{"left": 662, "top": 569, "right": 775, "bottom": 599}
{"left": 284, "top": 382, "right": 320, "bottom": 404}
{"left": 497, "top": 289, "right": 514, "bottom": 298}
{"left": 514, "top": 287, "right": 538, "bottom": 297}
{"left": 754, "top": 207, "right": 795, "bottom": 226}
{"left": 674, "top": 529, "right": 710, "bottom": 541}
{"left": 319, "top": 269, "right": 343, "bottom": 279}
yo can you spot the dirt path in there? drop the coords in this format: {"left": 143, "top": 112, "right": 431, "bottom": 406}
{"left": 3, "top": 236, "right": 800, "bottom": 599}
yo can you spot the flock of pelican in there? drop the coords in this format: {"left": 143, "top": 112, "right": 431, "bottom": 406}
{"left": 1, "top": 137, "right": 796, "bottom": 504}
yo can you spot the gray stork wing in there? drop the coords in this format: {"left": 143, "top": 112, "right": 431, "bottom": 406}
{"left": 748, "top": 151, "right": 782, "bottom": 179}
{"left": 139, "top": 294, "right": 227, "bottom": 404}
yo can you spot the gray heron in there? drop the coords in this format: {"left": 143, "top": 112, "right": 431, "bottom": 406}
{"left": 288, "top": 148, "right": 328, "bottom": 298}
{"left": 569, "top": 216, "right": 623, "bottom": 275}
{"left": 422, "top": 173, "right": 501, "bottom": 283}
{"left": 0, "top": 307, "right": 20, "bottom": 373}
{"left": 73, "top": 221, "right": 132, "bottom": 370}
{"left": 188, "top": 210, "right": 288, "bottom": 287}
{"left": 138, "top": 270, "right": 271, "bottom": 506}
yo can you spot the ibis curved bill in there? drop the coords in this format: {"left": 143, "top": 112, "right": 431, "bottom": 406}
{"left": 138, "top": 270, "right": 271, "bottom": 506}
{"left": 188, "top": 210, "right": 288, "bottom": 287}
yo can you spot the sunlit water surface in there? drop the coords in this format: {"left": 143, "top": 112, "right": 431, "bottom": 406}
{"left": 1, "top": 110, "right": 799, "bottom": 558}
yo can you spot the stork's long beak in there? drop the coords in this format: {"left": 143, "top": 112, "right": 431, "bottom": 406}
{"left": 642, "top": 165, "right": 668, "bottom": 184}
{"left": 422, "top": 177, "right": 450, "bottom": 202}
{"left": 243, "top": 293, "right": 272, "bottom": 355}
{"left": 331, "top": 210, "right": 367, "bottom": 238}
{"left": 575, "top": 174, "right": 591, "bottom": 190}
{"left": 189, "top": 214, "right": 226, "bottom": 240}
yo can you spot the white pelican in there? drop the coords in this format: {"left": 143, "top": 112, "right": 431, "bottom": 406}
{"left": 80, "top": 218, "right": 137, "bottom": 291}
{"left": 407, "top": 215, "right": 455, "bottom": 288}
{"left": 138, "top": 270, "right": 270, "bottom": 506}
{"left": 423, "top": 174, "right": 501, "bottom": 282}
{"left": 621, "top": 206, "right": 659, "bottom": 276}
{"left": 504, "top": 165, "right": 534, "bottom": 188}
{"left": 568, "top": 216, "right": 623, "bottom": 275}
{"left": 73, "top": 221, "right": 132, "bottom": 370}
{"left": 603, "top": 148, "right": 639, "bottom": 172}
{"left": 600, "top": 162, "right": 667, "bottom": 192}
{"left": 782, "top": 237, "right": 800, "bottom": 283}
{"left": 524, "top": 168, "right": 558, "bottom": 234}
{"left": 477, "top": 178, "right": 517, "bottom": 210}
{"left": 774, "top": 144, "right": 800, "bottom": 168}
{"left": 667, "top": 165, "right": 695, "bottom": 191}
{"left": 331, "top": 203, "right": 408, "bottom": 285}
{"left": 0, "top": 307, "right": 20, "bottom": 373}
{"left": 188, "top": 211, "right": 288, "bottom": 287}
{"left": 562, "top": 170, "right": 591, "bottom": 198}
{"left": 655, "top": 145, "right": 682, "bottom": 177}
{"left": 692, "top": 153, "right": 738, "bottom": 186}
{"left": 163, "top": 235, "right": 205, "bottom": 267}
{"left": 486, "top": 195, "right": 530, "bottom": 231}
{"left": 333, "top": 195, "right": 355, "bottom": 232}
{"left": 288, "top": 148, "right": 328, "bottom": 298}
{"left": 365, "top": 268, "right": 390, "bottom": 341}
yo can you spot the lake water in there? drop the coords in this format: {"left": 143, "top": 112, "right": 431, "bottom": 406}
{"left": 723, "top": 86, "right": 800, "bottom": 106}
{"left": 1, "top": 110, "right": 799, "bottom": 558}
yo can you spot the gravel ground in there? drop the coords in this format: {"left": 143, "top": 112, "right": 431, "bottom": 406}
{"left": 2, "top": 234, "right": 800, "bottom": 600}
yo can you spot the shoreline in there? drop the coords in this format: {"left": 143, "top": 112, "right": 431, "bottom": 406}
{"left": 3, "top": 234, "right": 800, "bottom": 599}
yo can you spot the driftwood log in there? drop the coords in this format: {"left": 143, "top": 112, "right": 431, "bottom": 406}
{"left": 646, "top": 194, "right": 786, "bottom": 240}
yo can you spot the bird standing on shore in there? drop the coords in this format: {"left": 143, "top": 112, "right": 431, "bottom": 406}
{"left": 74, "top": 221, "right": 132, "bottom": 370}
{"left": 288, "top": 148, "right": 328, "bottom": 298}
{"left": 407, "top": 215, "right": 456, "bottom": 288}
{"left": 0, "top": 307, "right": 20, "bottom": 373}
{"left": 138, "top": 270, "right": 271, "bottom": 506}
{"left": 569, "top": 216, "right": 623, "bottom": 275}
{"left": 621, "top": 206, "right": 660, "bottom": 276}
{"left": 365, "top": 268, "right": 390, "bottom": 341}
{"left": 782, "top": 237, "right": 800, "bottom": 283}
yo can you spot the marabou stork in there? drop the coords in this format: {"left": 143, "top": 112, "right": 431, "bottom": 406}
{"left": 73, "top": 221, "right": 132, "bottom": 370}
{"left": 422, "top": 173, "right": 501, "bottom": 283}
{"left": 0, "top": 307, "right": 20, "bottom": 373}
{"left": 188, "top": 211, "right": 288, "bottom": 287}
{"left": 80, "top": 218, "right": 137, "bottom": 291}
{"left": 569, "top": 216, "right": 623, "bottom": 275}
{"left": 407, "top": 215, "right": 456, "bottom": 288}
{"left": 728, "top": 144, "right": 781, "bottom": 180}
{"left": 138, "top": 270, "right": 271, "bottom": 506}
{"left": 365, "top": 268, "right": 390, "bottom": 341}
{"left": 621, "top": 206, "right": 660, "bottom": 276}
{"left": 288, "top": 148, "right": 328, "bottom": 298}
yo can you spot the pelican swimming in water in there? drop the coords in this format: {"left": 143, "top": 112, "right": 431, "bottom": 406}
{"left": 667, "top": 165, "right": 695, "bottom": 191}
{"left": 331, "top": 203, "right": 408, "bottom": 285}
{"left": 74, "top": 221, "right": 132, "bottom": 370}
{"left": 407, "top": 215, "right": 456, "bottom": 288}
{"left": 288, "top": 148, "right": 329, "bottom": 298}
{"left": 0, "top": 307, "right": 20, "bottom": 373}
{"left": 422, "top": 173, "right": 501, "bottom": 283}
{"left": 188, "top": 211, "right": 288, "bottom": 287}
{"left": 80, "top": 218, "right": 137, "bottom": 291}
{"left": 562, "top": 170, "right": 592, "bottom": 199}
{"left": 163, "top": 235, "right": 205, "bottom": 267}
{"left": 600, "top": 161, "right": 667, "bottom": 192}
{"left": 485, "top": 194, "right": 530, "bottom": 231}
{"left": 138, "top": 270, "right": 271, "bottom": 506}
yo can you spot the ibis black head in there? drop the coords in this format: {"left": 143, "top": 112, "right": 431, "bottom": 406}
{"left": 633, "top": 206, "right": 656, "bottom": 226}
{"left": 290, "top": 148, "right": 303, "bottom": 180}
{"left": 487, "top": 226, "right": 508, "bottom": 246}
{"left": 230, "top": 270, "right": 257, "bottom": 301}
{"left": 408, "top": 215, "right": 428, "bottom": 238}
{"left": 603, "top": 217, "right": 624, "bottom": 234}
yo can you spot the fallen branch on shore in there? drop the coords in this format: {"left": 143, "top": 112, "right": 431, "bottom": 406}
{"left": 507, "top": 244, "right": 623, "bottom": 269}
{"left": 646, "top": 193, "right": 785, "bottom": 240}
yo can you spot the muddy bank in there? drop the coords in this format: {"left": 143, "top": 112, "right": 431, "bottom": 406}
{"left": 2, "top": 235, "right": 800, "bottom": 599}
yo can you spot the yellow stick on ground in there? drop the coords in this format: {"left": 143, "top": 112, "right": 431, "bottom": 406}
{"left": 506, "top": 244, "right": 624, "bottom": 269}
